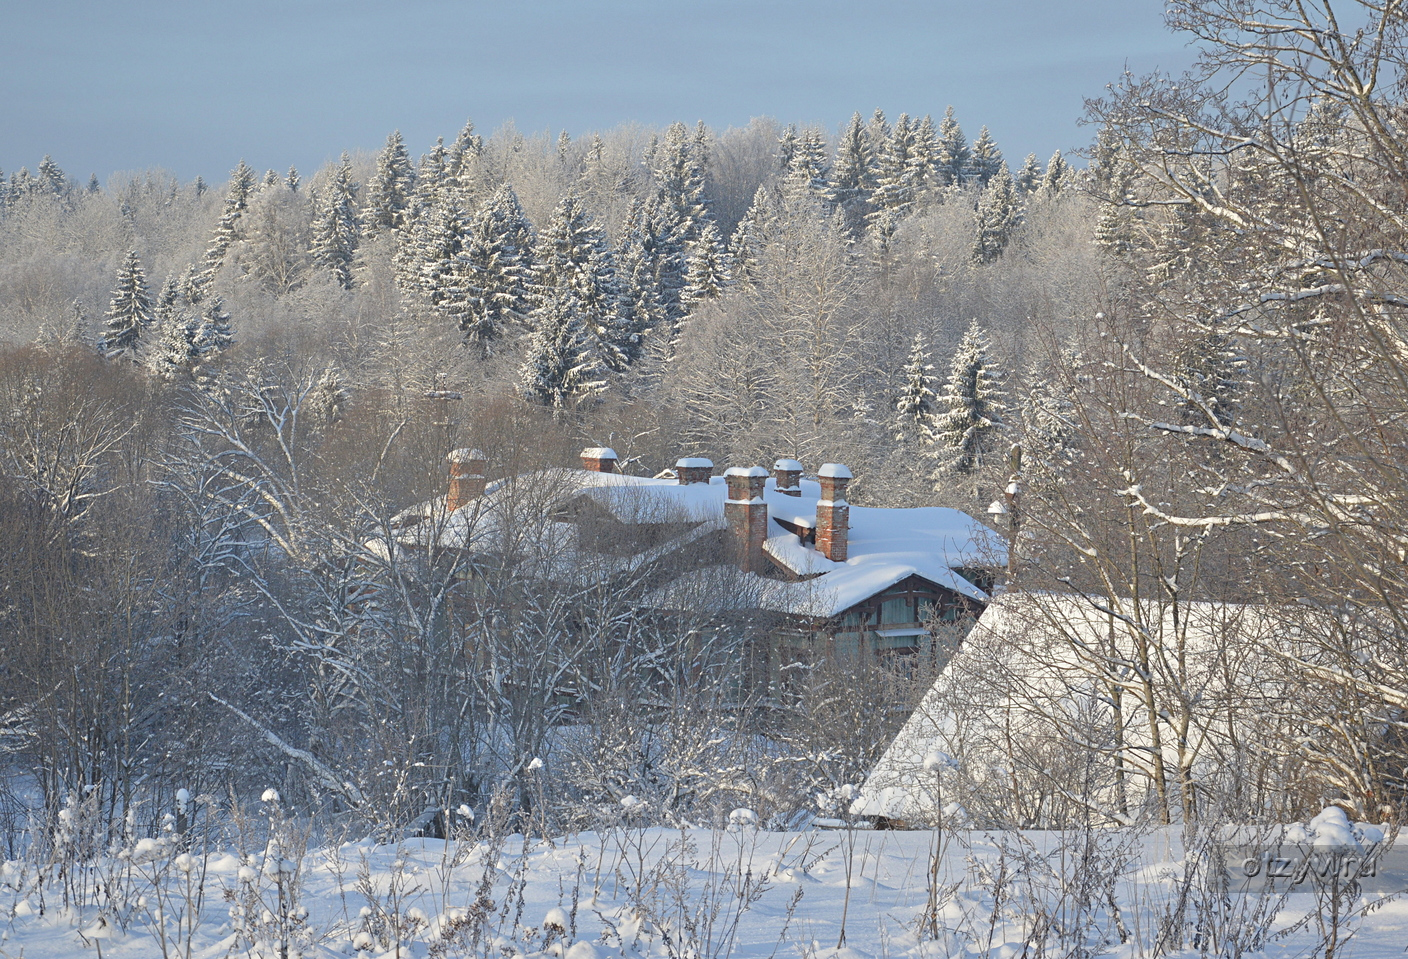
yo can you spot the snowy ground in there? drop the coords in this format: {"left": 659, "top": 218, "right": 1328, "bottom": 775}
{"left": 3, "top": 817, "right": 1408, "bottom": 958}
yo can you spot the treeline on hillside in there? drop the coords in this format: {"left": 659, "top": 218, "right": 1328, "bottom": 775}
{"left": 6, "top": 0, "right": 1408, "bottom": 841}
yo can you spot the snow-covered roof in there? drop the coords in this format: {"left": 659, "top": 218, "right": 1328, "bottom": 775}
{"left": 448, "top": 447, "right": 486, "bottom": 463}
{"left": 724, "top": 466, "right": 769, "bottom": 478}
{"left": 372, "top": 466, "right": 1003, "bottom": 615}
{"left": 773, "top": 458, "right": 804, "bottom": 472}
{"left": 850, "top": 593, "right": 1298, "bottom": 822}
{"left": 581, "top": 447, "right": 618, "bottom": 459}
{"left": 675, "top": 457, "right": 713, "bottom": 468}
{"left": 817, "top": 463, "right": 853, "bottom": 479}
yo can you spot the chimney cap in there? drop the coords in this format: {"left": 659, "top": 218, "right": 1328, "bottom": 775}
{"left": 676, "top": 457, "right": 714, "bottom": 468}
{"left": 581, "top": 447, "right": 618, "bottom": 459}
{"left": 817, "top": 463, "right": 853, "bottom": 479}
{"left": 448, "top": 448, "right": 487, "bottom": 463}
{"left": 773, "top": 458, "right": 804, "bottom": 471}
{"left": 725, "top": 466, "right": 769, "bottom": 478}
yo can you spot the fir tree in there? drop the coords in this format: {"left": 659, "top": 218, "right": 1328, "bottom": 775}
{"left": 100, "top": 250, "right": 156, "bottom": 359}
{"left": 35, "top": 155, "right": 67, "bottom": 197}
{"left": 935, "top": 106, "right": 969, "bottom": 187}
{"left": 866, "top": 109, "right": 892, "bottom": 158}
{"left": 518, "top": 291, "right": 607, "bottom": 408}
{"left": 913, "top": 114, "right": 942, "bottom": 195}
{"left": 146, "top": 308, "right": 202, "bottom": 381}
{"left": 261, "top": 169, "right": 280, "bottom": 190}
{"left": 966, "top": 126, "right": 1004, "bottom": 188}
{"left": 894, "top": 332, "right": 939, "bottom": 446}
{"left": 366, "top": 130, "right": 415, "bottom": 234}
{"left": 310, "top": 155, "right": 360, "bottom": 289}
{"left": 86, "top": 173, "right": 100, "bottom": 194}
{"left": 1014, "top": 153, "right": 1042, "bottom": 195}
{"left": 727, "top": 186, "right": 773, "bottom": 290}
{"left": 931, "top": 320, "right": 1006, "bottom": 475}
{"left": 194, "top": 175, "right": 207, "bottom": 198}
{"left": 972, "top": 165, "right": 1021, "bottom": 264}
{"left": 778, "top": 124, "right": 800, "bottom": 170}
{"left": 651, "top": 121, "right": 712, "bottom": 246}
{"left": 783, "top": 127, "right": 832, "bottom": 205}
{"left": 286, "top": 166, "right": 300, "bottom": 192}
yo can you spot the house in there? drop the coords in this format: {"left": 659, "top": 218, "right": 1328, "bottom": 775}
{"left": 372, "top": 446, "right": 1004, "bottom": 683}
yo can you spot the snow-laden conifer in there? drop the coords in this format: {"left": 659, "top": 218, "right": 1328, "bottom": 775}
{"left": 894, "top": 332, "right": 939, "bottom": 447}
{"left": 931, "top": 320, "right": 1006, "bottom": 476}
{"left": 450, "top": 184, "right": 536, "bottom": 351}
{"left": 519, "top": 291, "right": 606, "bottom": 408}
{"left": 783, "top": 128, "right": 832, "bottom": 205}
{"left": 100, "top": 249, "right": 156, "bottom": 359}
{"left": 868, "top": 113, "right": 920, "bottom": 224}
{"left": 1040, "top": 150, "right": 1070, "bottom": 198}
{"left": 935, "top": 106, "right": 969, "bottom": 187}
{"left": 831, "top": 112, "right": 874, "bottom": 229}
{"left": 972, "top": 165, "right": 1021, "bottom": 264}
{"left": 366, "top": 130, "right": 415, "bottom": 235}
{"left": 966, "top": 126, "right": 1004, "bottom": 188}
{"left": 146, "top": 308, "right": 202, "bottom": 381}
{"left": 310, "top": 156, "right": 360, "bottom": 289}
{"left": 682, "top": 220, "right": 731, "bottom": 312}
{"left": 35, "top": 155, "right": 67, "bottom": 197}
{"left": 534, "top": 194, "right": 632, "bottom": 368}
{"left": 196, "top": 160, "right": 256, "bottom": 298}
{"left": 195, "top": 295, "right": 235, "bottom": 354}
{"left": 1014, "top": 153, "right": 1042, "bottom": 194}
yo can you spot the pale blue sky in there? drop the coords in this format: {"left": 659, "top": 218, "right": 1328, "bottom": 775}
{"left": 0, "top": 0, "right": 1194, "bottom": 184}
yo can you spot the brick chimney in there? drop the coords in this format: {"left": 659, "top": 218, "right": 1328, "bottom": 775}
{"left": 447, "top": 448, "right": 488, "bottom": 512}
{"left": 725, "top": 466, "right": 769, "bottom": 573}
{"left": 815, "top": 463, "right": 852, "bottom": 562}
{"left": 773, "top": 458, "right": 803, "bottom": 496}
{"left": 580, "top": 447, "right": 618, "bottom": 473}
{"left": 675, "top": 457, "right": 714, "bottom": 485}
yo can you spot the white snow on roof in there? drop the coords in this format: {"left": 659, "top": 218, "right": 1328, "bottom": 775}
{"left": 581, "top": 447, "right": 618, "bottom": 459}
{"left": 675, "top": 457, "right": 713, "bottom": 468}
{"left": 773, "top": 458, "right": 804, "bottom": 471}
{"left": 724, "top": 466, "right": 769, "bottom": 478}
{"left": 817, "top": 463, "right": 853, "bottom": 479}
{"left": 448, "top": 448, "right": 486, "bottom": 462}
{"left": 376, "top": 466, "right": 1002, "bottom": 615}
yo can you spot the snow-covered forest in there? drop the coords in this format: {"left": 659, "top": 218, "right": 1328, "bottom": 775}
{"left": 6, "top": 0, "right": 1408, "bottom": 955}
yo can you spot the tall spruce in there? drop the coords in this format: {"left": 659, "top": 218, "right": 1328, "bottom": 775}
{"left": 831, "top": 112, "right": 874, "bottom": 230}
{"left": 894, "top": 332, "right": 940, "bottom": 447}
{"left": 972, "top": 165, "right": 1021, "bottom": 264}
{"left": 534, "top": 194, "right": 632, "bottom": 368}
{"left": 196, "top": 160, "right": 256, "bottom": 298}
{"left": 310, "top": 155, "right": 360, "bottom": 289}
{"left": 452, "top": 184, "right": 536, "bottom": 351}
{"left": 931, "top": 320, "right": 1006, "bottom": 476}
{"left": 935, "top": 106, "right": 969, "bottom": 187}
{"left": 100, "top": 250, "right": 156, "bottom": 359}
{"left": 966, "top": 126, "right": 1004, "bottom": 188}
{"left": 366, "top": 130, "right": 415, "bottom": 235}
{"left": 519, "top": 291, "right": 607, "bottom": 408}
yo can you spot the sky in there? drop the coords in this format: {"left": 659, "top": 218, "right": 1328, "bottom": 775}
{"left": 0, "top": 0, "right": 1196, "bottom": 186}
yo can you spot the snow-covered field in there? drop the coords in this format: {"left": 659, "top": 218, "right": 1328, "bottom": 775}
{"left": 4, "top": 813, "right": 1408, "bottom": 958}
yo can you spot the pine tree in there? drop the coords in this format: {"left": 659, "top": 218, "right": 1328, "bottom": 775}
{"left": 894, "top": 332, "right": 939, "bottom": 446}
{"left": 366, "top": 130, "right": 415, "bottom": 234}
{"left": 935, "top": 106, "right": 969, "bottom": 187}
{"left": 931, "top": 320, "right": 1006, "bottom": 475}
{"left": 310, "top": 155, "right": 360, "bottom": 289}
{"left": 519, "top": 292, "right": 607, "bottom": 408}
{"left": 966, "top": 126, "right": 1004, "bottom": 188}
{"left": 100, "top": 250, "right": 156, "bottom": 359}
{"left": 972, "top": 165, "right": 1021, "bottom": 264}
{"left": 1014, "top": 153, "right": 1042, "bottom": 195}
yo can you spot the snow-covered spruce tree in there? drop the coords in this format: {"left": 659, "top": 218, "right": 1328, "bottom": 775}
{"left": 1040, "top": 150, "right": 1070, "bottom": 198}
{"left": 681, "top": 220, "right": 731, "bottom": 312}
{"left": 453, "top": 184, "right": 537, "bottom": 351}
{"left": 831, "top": 111, "right": 874, "bottom": 231}
{"left": 912, "top": 113, "right": 942, "bottom": 196}
{"left": 310, "top": 155, "right": 360, "bottom": 289}
{"left": 445, "top": 117, "right": 484, "bottom": 195}
{"left": 651, "top": 121, "right": 712, "bottom": 248}
{"left": 286, "top": 166, "right": 300, "bottom": 192}
{"left": 533, "top": 194, "right": 633, "bottom": 369}
{"left": 365, "top": 129, "right": 415, "bottom": 235}
{"left": 99, "top": 249, "right": 156, "bottom": 359}
{"left": 1014, "top": 152, "right": 1042, "bottom": 195}
{"left": 519, "top": 291, "right": 607, "bottom": 408}
{"left": 783, "top": 127, "right": 833, "bottom": 206}
{"left": 35, "top": 155, "right": 67, "bottom": 197}
{"left": 931, "top": 320, "right": 1006, "bottom": 476}
{"left": 972, "top": 165, "right": 1021, "bottom": 264}
{"left": 195, "top": 295, "right": 235, "bottom": 355}
{"left": 146, "top": 308, "right": 202, "bottom": 381}
{"left": 894, "top": 332, "right": 939, "bottom": 447}
{"left": 727, "top": 185, "right": 775, "bottom": 291}
{"left": 868, "top": 112, "right": 920, "bottom": 227}
{"left": 619, "top": 192, "right": 686, "bottom": 342}
{"left": 966, "top": 126, "right": 1004, "bottom": 188}
{"left": 198, "top": 160, "right": 257, "bottom": 296}
{"left": 935, "top": 106, "right": 969, "bottom": 187}
{"left": 777, "top": 123, "right": 800, "bottom": 170}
